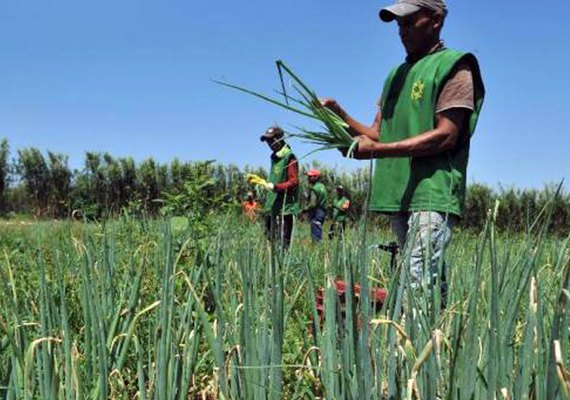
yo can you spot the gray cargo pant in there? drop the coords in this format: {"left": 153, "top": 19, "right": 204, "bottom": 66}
{"left": 389, "top": 211, "right": 455, "bottom": 292}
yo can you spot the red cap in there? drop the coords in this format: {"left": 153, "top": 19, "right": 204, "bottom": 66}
{"left": 305, "top": 169, "right": 321, "bottom": 177}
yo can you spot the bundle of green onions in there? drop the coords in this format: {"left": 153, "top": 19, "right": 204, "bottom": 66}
{"left": 215, "top": 60, "right": 358, "bottom": 156}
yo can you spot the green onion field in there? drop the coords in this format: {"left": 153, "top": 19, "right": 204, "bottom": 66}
{"left": 0, "top": 202, "right": 569, "bottom": 399}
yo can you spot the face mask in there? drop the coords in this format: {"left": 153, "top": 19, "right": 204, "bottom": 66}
{"left": 275, "top": 144, "right": 291, "bottom": 159}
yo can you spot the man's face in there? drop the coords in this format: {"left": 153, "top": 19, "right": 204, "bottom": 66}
{"left": 396, "top": 9, "right": 440, "bottom": 57}
{"left": 266, "top": 137, "right": 284, "bottom": 153}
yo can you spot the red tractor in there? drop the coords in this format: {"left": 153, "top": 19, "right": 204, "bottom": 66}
{"left": 314, "top": 242, "right": 398, "bottom": 324}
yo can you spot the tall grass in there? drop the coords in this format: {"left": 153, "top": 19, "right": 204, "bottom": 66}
{"left": 0, "top": 202, "right": 569, "bottom": 399}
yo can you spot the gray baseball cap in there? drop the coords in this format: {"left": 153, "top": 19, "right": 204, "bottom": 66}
{"left": 260, "top": 126, "right": 284, "bottom": 142}
{"left": 379, "top": 0, "right": 447, "bottom": 22}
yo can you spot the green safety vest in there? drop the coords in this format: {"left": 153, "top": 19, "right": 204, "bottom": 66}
{"left": 265, "top": 147, "right": 300, "bottom": 216}
{"left": 332, "top": 196, "right": 350, "bottom": 222}
{"left": 370, "top": 49, "right": 485, "bottom": 217}
{"left": 310, "top": 182, "right": 328, "bottom": 209}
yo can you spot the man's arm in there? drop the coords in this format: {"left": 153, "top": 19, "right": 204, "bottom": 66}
{"left": 273, "top": 158, "right": 299, "bottom": 192}
{"left": 353, "top": 61, "right": 475, "bottom": 159}
{"left": 352, "top": 108, "right": 470, "bottom": 159}
{"left": 303, "top": 188, "right": 317, "bottom": 213}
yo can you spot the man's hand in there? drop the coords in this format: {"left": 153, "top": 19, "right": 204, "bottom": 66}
{"left": 337, "top": 136, "right": 377, "bottom": 159}
{"left": 247, "top": 174, "right": 274, "bottom": 191}
{"left": 319, "top": 98, "right": 346, "bottom": 119}
{"left": 259, "top": 181, "right": 274, "bottom": 191}
{"left": 321, "top": 99, "right": 383, "bottom": 142}
{"left": 355, "top": 135, "right": 379, "bottom": 154}
{"left": 339, "top": 135, "right": 382, "bottom": 160}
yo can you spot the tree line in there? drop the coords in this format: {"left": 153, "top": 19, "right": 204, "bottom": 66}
{"left": 0, "top": 138, "right": 568, "bottom": 234}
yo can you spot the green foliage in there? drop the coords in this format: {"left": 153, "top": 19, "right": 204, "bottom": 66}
{"left": 160, "top": 160, "right": 234, "bottom": 259}
{"left": 463, "top": 182, "right": 495, "bottom": 230}
{"left": 136, "top": 157, "right": 160, "bottom": 215}
{"left": 16, "top": 147, "right": 50, "bottom": 216}
{"left": 460, "top": 182, "right": 570, "bottom": 235}
{"left": 0, "top": 138, "right": 569, "bottom": 235}
{"left": 0, "top": 138, "right": 9, "bottom": 214}
{"left": 47, "top": 152, "right": 72, "bottom": 218}
{"left": 160, "top": 161, "right": 221, "bottom": 215}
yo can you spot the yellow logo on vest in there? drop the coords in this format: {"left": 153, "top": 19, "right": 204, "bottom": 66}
{"left": 411, "top": 80, "right": 425, "bottom": 101}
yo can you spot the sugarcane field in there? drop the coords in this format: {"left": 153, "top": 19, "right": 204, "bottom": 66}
{"left": 1, "top": 1, "right": 570, "bottom": 399}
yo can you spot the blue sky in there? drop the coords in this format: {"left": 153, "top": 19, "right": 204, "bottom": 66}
{"left": 1, "top": 0, "right": 568, "bottom": 189}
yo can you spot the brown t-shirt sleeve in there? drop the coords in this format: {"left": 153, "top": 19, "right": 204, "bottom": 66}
{"left": 436, "top": 62, "right": 475, "bottom": 113}
{"left": 376, "top": 61, "right": 475, "bottom": 114}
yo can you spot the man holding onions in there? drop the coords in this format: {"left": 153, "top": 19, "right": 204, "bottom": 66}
{"left": 322, "top": 0, "right": 485, "bottom": 300}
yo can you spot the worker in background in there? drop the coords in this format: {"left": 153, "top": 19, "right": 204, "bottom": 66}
{"left": 329, "top": 185, "right": 350, "bottom": 239}
{"left": 241, "top": 191, "right": 259, "bottom": 221}
{"left": 251, "top": 126, "right": 300, "bottom": 249}
{"left": 303, "top": 169, "right": 327, "bottom": 243}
